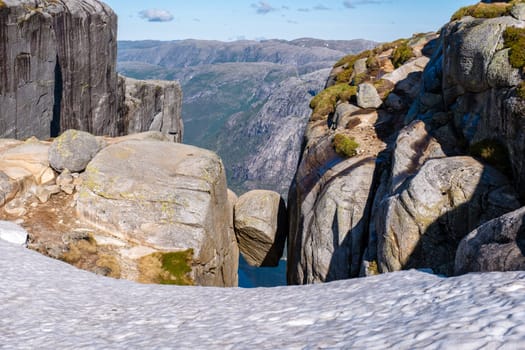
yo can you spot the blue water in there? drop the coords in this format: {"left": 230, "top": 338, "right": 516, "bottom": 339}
{"left": 237, "top": 255, "right": 287, "bottom": 288}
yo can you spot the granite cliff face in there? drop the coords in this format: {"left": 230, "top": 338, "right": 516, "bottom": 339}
{"left": 0, "top": 0, "right": 182, "bottom": 141}
{"left": 288, "top": 1, "right": 525, "bottom": 284}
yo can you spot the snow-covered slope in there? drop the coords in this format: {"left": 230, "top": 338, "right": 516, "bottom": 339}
{"left": 1, "top": 239, "right": 525, "bottom": 349}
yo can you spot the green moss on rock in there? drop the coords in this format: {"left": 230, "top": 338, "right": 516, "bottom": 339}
{"left": 333, "top": 133, "right": 359, "bottom": 158}
{"left": 451, "top": 1, "right": 525, "bottom": 21}
{"left": 138, "top": 249, "right": 194, "bottom": 286}
{"left": 503, "top": 26, "right": 525, "bottom": 69}
{"left": 391, "top": 41, "right": 414, "bottom": 68}
{"left": 310, "top": 84, "right": 357, "bottom": 120}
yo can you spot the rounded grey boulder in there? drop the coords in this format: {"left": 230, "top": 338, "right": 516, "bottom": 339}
{"left": 455, "top": 207, "right": 525, "bottom": 275}
{"left": 48, "top": 130, "right": 102, "bottom": 173}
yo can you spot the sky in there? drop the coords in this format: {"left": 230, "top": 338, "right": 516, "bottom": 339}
{"left": 103, "top": 0, "right": 477, "bottom": 42}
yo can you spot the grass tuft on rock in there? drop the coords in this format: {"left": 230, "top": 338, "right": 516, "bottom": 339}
{"left": 310, "top": 84, "right": 357, "bottom": 120}
{"left": 333, "top": 133, "right": 359, "bottom": 158}
{"left": 503, "top": 26, "right": 525, "bottom": 69}
{"left": 452, "top": 2, "right": 512, "bottom": 21}
{"left": 138, "top": 249, "right": 194, "bottom": 286}
{"left": 391, "top": 41, "right": 414, "bottom": 68}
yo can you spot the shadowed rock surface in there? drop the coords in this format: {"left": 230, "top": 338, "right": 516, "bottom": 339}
{"left": 455, "top": 206, "right": 525, "bottom": 275}
{"left": 377, "top": 156, "right": 520, "bottom": 276}
{"left": 234, "top": 190, "right": 287, "bottom": 267}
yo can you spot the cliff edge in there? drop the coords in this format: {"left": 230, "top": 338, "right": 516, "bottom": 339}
{"left": 0, "top": 0, "right": 182, "bottom": 141}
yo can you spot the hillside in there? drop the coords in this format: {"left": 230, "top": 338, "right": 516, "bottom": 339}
{"left": 117, "top": 38, "right": 377, "bottom": 196}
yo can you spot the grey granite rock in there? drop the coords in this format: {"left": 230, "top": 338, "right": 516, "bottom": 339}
{"left": 357, "top": 83, "right": 382, "bottom": 109}
{"left": 455, "top": 206, "right": 525, "bottom": 275}
{"left": 378, "top": 156, "right": 520, "bottom": 276}
{"left": 234, "top": 190, "right": 287, "bottom": 267}
{"left": 77, "top": 140, "right": 238, "bottom": 287}
{"left": 48, "top": 130, "right": 102, "bottom": 172}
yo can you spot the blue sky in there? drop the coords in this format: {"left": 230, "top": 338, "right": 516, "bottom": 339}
{"left": 103, "top": 0, "right": 476, "bottom": 42}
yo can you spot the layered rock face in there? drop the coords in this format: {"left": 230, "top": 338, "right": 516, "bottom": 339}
{"left": 0, "top": 0, "right": 182, "bottom": 141}
{"left": 0, "top": 132, "right": 237, "bottom": 287}
{"left": 289, "top": 3, "right": 525, "bottom": 284}
{"left": 117, "top": 76, "right": 183, "bottom": 142}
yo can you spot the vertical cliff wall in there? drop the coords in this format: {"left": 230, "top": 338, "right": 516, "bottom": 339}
{"left": 0, "top": 0, "right": 182, "bottom": 141}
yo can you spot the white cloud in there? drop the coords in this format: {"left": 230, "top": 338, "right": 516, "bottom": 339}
{"left": 138, "top": 9, "right": 174, "bottom": 22}
{"left": 343, "top": 0, "right": 385, "bottom": 9}
{"left": 251, "top": 1, "right": 277, "bottom": 15}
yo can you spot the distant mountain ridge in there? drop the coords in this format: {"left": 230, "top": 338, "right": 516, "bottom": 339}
{"left": 118, "top": 38, "right": 376, "bottom": 68}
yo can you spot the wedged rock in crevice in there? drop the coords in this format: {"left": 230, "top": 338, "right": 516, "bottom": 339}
{"left": 234, "top": 190, "right": 287, "bottom": 267}
{"left": 455, "top": 206, "right": 525, "bottom": 275}
{"left": 377, "top": 156, "right": 521, "bottom": 276}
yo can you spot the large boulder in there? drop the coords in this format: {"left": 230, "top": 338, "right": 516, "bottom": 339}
{"left": 234, "top": 190, "right": 287, "bottom": 267}
{"left": 455, "top": 206, "right": 525, "bottom": 275}
{"left": 48, "top": 130, "right": 102, "bottom": 173}
{"left": 442, "top": 16, "right": 522, "bottom": 102}
{"left": 76, "top": 140, "right": 238, "bottom": 287}
{"left": 378, "top": 156, "right": 521, "bottom": 276}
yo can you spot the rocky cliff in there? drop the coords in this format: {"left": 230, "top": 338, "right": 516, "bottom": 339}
{"left": 0, "top": 0, "right": 182, "bottom": 140}
{"left": 288, "top": 0, "right": 525, "bottom": 284}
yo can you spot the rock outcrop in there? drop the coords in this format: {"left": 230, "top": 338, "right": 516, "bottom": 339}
{"left": 0, "top": 131, "right": 238, "bottom": 287}
{"left": 117, "top": 75, "right": 183, "bottom": 142}
{"left": 234, "top": 190, "right": 287, "bottom": 267}
{"left": 377, "top": 156, "right": 520, "bottom": 276}
{"left": 289, "top": 1, "right": 525, "bottom": 284}
{"left": 288, "top": 33, "right": 434, "bottom": 284}
{"left": 0, "top": 0, "right": 183, "bottom": 141}
{"left": 455, "top": 206, "right": 525, "bottom": 275}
